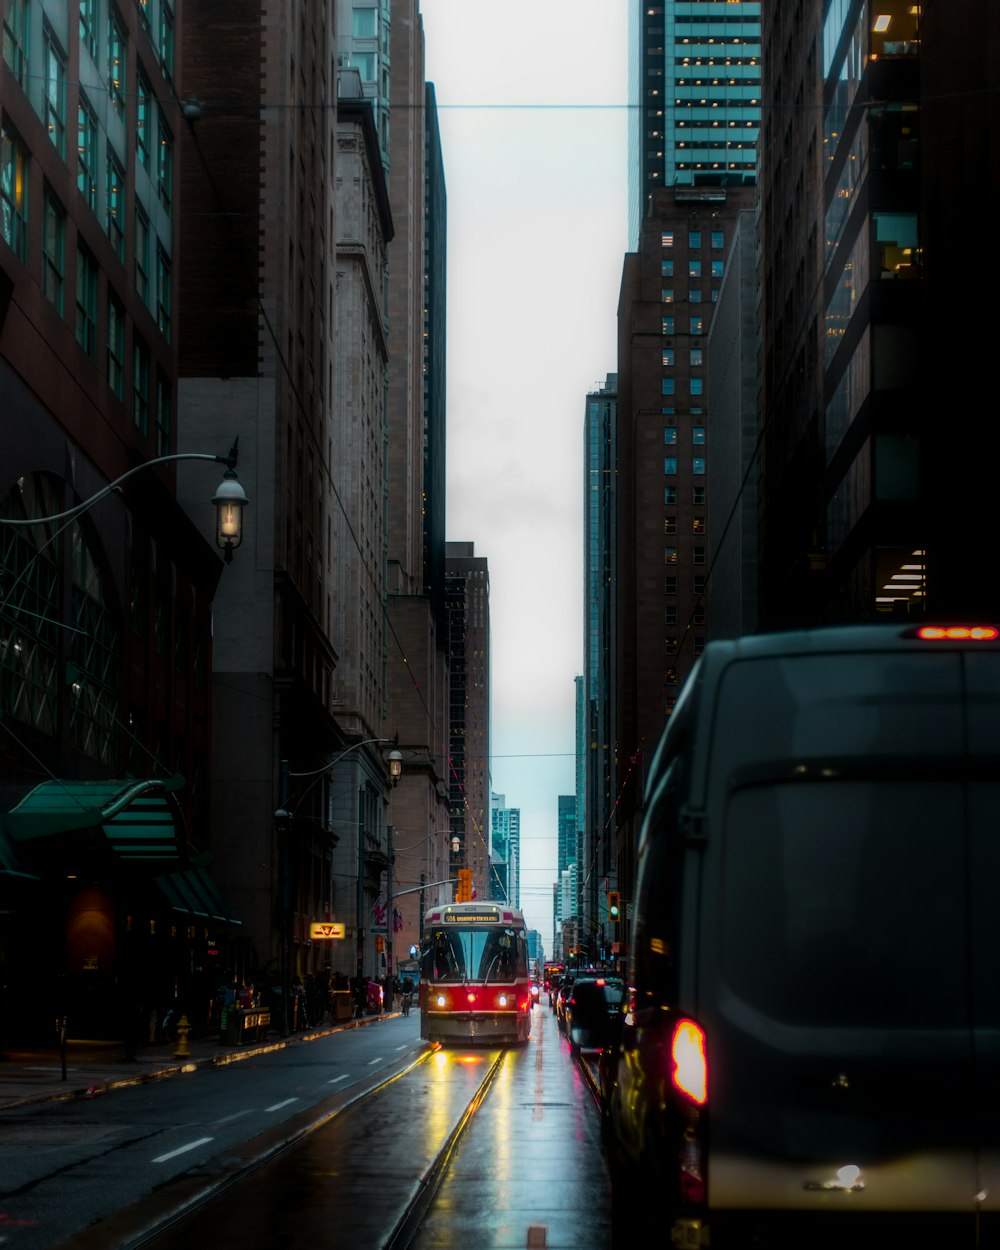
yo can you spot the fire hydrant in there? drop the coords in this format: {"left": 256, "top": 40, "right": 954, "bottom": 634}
{"left": 173, "top": 1014, "right": 191, "bottom": 1060}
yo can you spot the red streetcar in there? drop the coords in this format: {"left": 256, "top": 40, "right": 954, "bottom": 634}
{"left": 420, "top": 901, "right": 532, "bottom": 1045}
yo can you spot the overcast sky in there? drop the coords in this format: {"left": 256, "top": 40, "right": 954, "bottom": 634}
{"left": 420, "top": 0, "right": 629, "bottom": 953}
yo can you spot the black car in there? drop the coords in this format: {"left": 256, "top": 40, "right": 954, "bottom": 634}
{"left": 564, "top": 975, "right": 624, "bottom": 1054}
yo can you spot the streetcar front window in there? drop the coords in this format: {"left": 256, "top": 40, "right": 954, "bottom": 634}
{"left": 422, "top": 927, "right": 527, "bottom": 984}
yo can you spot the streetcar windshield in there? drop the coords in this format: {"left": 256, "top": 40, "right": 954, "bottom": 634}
{"left": 422, "top": 926, "right": 527, "bottom": 984}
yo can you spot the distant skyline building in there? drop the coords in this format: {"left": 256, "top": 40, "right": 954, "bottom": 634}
{"left": 490, "top": 791, "right": 520, "bottom": 909}
{"left": 445, "top": 542, "right": 490, "bottom": 900}
{"left": 628, "top": 0, "right": 761, "bottom": 248}
{"left": 615, "top": 0, "right": 761, "bottom": 959}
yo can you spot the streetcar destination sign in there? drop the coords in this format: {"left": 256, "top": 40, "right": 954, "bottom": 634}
{"left": 443, "top": 906, "right": 502, "bottom": 924}
{"left": 310, "top": 922, "right": 346, "bottom": 939}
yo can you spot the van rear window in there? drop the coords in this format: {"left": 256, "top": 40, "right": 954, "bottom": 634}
{"left": 710, "top": 653, "right": 964, "bottom": 778}
{"left": 720, "top": 781, "right": 968, "bottom": 1028}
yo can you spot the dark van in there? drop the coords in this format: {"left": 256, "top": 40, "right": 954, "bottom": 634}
{"left": 605, "top": 625, "right": 1000, "bottom": 1249}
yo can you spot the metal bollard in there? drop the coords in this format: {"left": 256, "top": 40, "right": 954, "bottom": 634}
{"left": 173, "top": 1014, "right": 191, "bottom": 1060}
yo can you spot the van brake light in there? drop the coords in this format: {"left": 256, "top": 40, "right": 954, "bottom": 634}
{"left": 917, "top": 625, "right": 998, "bottom": 641}
{"left": 672, "top": 1019, "right": 708, "bottom": 1106}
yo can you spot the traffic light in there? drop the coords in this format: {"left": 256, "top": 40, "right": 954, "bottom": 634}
{"left": 608, "top": 890, "right": 621, "bottom": 921}
{"left": 456, "top": 867, "right": 473, "bottom": 902}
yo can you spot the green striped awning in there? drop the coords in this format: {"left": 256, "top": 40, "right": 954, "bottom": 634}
{"left": 3, "top": 776, "right": 186, "bottom": 862}
{"left": 154, "top": 867, "right": 242, "bottom": 926}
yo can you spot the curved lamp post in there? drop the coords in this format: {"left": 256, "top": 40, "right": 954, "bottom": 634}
{"left": 0, "top": 440, "right": 248, "bottom": 553}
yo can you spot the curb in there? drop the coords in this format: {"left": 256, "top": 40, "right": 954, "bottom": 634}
{"left": 0, "top": 1010, "right": 403, "bottom": 1111}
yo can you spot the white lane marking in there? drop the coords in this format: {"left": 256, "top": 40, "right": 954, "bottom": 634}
{"left": 395, "top": 1045, "right": 408, "bottom": 1051}
{"left": 213, "top": 1109, "right": 254, "bottom": 1126}
{"left": 264, "top": 1097, "right": 300, "bottom": 1112}
{"left": 328, "top": 1074, "right": 349, "bottom": 1085}
{"left": 367, "top": 1057, "right": 383, "bottom": 1065}
{"left": 152, "top": 1137, "right": 214, "bottom": 1164}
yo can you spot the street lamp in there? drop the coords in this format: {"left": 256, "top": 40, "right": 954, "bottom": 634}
{"left": 0, "top": 441, "right": 248, "bottom": 543}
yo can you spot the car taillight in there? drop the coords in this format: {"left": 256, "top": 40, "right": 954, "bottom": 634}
{"left": 671, "top": 1019, "right": 708, "bottom": 1106}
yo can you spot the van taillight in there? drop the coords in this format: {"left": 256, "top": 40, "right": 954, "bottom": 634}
{"left": 917, "top": 625, "right": 998, "bottom": 641}
{"left": 672, "top": 1019, "right": 708, "bottom": 1106}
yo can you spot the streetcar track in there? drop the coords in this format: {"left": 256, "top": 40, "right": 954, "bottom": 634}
{"left": 53, "top": 1046, "right": 438, "bottom": 1250}
{"left": 383, "top": 1046, "right": 508, "bottom": 1250}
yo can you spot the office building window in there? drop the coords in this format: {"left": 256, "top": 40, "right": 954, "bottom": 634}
{"left": 159, "top": 1, "right": 174, "bottom": 78}
{"left": 693, "top": 456, "right": 706, "bottom": 475}
{"left": 711, "top": 288, "right": 720, "bottom": 303}
{"left": 693, "top": 575, "right": 706, "bottom": 595}
{"left": 693, "top": 426, "right": 706, "bottom": 445}
{"left": 693, "top": 516, "right": 705, "bottom": 535}
{"left": 693, "top": 637, "right": 705, "bottom": 655}
{"left": 662, "top": 231, "right": 674, "bottom": 247}
{"left": 664, "top": 546, "right": 677, "bottom": 564}
{"left": 666, "top": 667, "right": 677, "bottom": 686}
{"left": 693, "top": 608, "right": 706, "bottom": 625}
{"left": 43, "top": 24, "right": 67, "bottom": 156}
{"left": 158, "top": 112, "right": 173, "bottom": 210}
{"left": 75, "top": 243, "right": 97, "bottom": 356}
{"left": 664, "top": 456, "right": 677, "bottom": 475}
{"left": 156, "top": 243, "right": 171, "bottom": 340}
{"left": 690, "top": 315, "right": 703, "bottom": 335}
{"left": 690, "top": 288, "right": 702, "bottom": 304}
{"left": 711, "top": 230, "right": 724, "bottom": 249}
{"left": 664, "top": 426, "right": 677, "bottom": 445}
{"left": 693, "top": 547, "right": 706, "bottom": 565}
{"left": 662, "top": 315, "right": 674, "bottom": 335}
{"left": 1, "top": 127, "right": 29, "bottom": 262}
{"left": 77, "top": 92, "right": 98, "bottom": 210}
{"left": 42, "top": 189, "right": 65, "bottom": 313}
{"left": 136, "top": 70, "right": 150, "bottom": 168}
{"left": 107, "top": 290, "right": 125, "bottom": 398}
{"left": 665, "top": 576, "right": 678, "bottom": 596}
{"left": 133, "top": 334, "right": 150, "bottom": 433}
{"left": 689, "top": 258, "right": 701, "bottom": 278}
{"left": 691, "top": 377, "right": 703, "bottom": 396}
{"left": 690, "top": 347, "right": 703, "bottom": 366}
{"left": 711, "top": 259, "right": 724, "bottom": 278}
{"left": 353, "top": 6, "right": 377, "bottom": 36}
{"left": 693, "top": 484, "right": 706, "bottom": 504}
{"left": 662, "top": 288, "right": 674, "bottom": 304}
{"left": 665, "top": 637, "right": 678, "bottom": 654}
{"left": 106, "top": 150, "right": 125, "bottom": 260}
{"left": 79, "top": 0, "right": 98, "bottom": 59}
{"left": 135, "top": 206, "right": 150, "bottom": 304}
{"left": 662, "top": 407, "right": 675, "bottom": 416}
{"left": 665, "top": 486, "right": 678, "bottom": 505}
{"left": 664, "top": 516, "right": 677, "bottom": 535}
{"left": 662, "top": 348, "right": 675, "bottom": 366}
{"left": 662, "top": 377, "right": 675, "bottom": 396}
{"left": 665, "top": 607, "right": 678, "bottom": 626}
{"left": 3, "top": 0, "right": 29, "bottom": 86}
{"left": 662, "top": 259, "right": 673, "bottom": 276}
{"left": 689, "top": 230, "right": 701, "bottom": 249}
{"left": 109, "top": 9, "right": 126, "bottom": 118}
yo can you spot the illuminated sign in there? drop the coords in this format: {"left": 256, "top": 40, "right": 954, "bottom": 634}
{"left": 310, "top": 922, "right": 346, "bottom": 940}
{"left": 443, "top": 906, "right": 502, "bottom": 925}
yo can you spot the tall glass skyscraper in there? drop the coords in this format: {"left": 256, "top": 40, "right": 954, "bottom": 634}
{"left": 628, "top": 0, "right": 761, "bottom": 247}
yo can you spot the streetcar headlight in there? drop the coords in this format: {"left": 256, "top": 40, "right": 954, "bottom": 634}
{"left": 435, "top": 994, "right": 446, "bottom": 1008}
{"left": 498, "top": 994, "right": 509, "bottom": 1007}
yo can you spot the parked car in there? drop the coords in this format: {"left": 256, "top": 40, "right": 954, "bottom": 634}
{"left": 605, "top": 624, "right": 1000, "bottom": 1248}
{"left": 564, "top": 975, "right": 624, "bottom": 1054}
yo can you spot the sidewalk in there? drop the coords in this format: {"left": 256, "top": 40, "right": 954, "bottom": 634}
{"left": 0, "top": 1013, "right": 398, "bottom": 1111}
